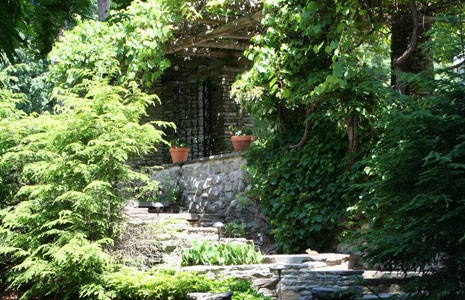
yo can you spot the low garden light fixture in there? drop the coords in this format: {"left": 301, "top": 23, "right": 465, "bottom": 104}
{"left": 213, "top": 221, "right": 224, "bottom": 244}
{"left": 271, "top": 264, "right": 285, "bottom": 300}
{"left": 271, "top": 263, "right": 285, "bottom": 281}
{"left": 153, "top": 202, "right": 163, "bottom": 218}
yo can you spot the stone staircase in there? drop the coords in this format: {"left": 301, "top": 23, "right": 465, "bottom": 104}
{"left": 114, "top": 201, "right": 255, "bottom": 268}
{"left": 118, "top": 202, "right": 414, "bottom": 299}
{"left": 124, "top": 201, "right": 226, "bottom": 226}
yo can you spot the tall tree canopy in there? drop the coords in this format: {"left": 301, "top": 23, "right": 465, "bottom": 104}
{"left": 0, "top": 0, "right": 95, "bottom": 62}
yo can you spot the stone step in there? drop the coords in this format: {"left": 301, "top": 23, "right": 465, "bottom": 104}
{"left": 311, "top": 288, "right": 405, "bottom": 300}
{"left": 311, "top": 286, "right": 362, "bottom": 300}
{"left": 187, "top": 292, "right": 233, "bottom": 300}
{"left": 264, "top": 253, "right": 351, "bottom": 267}
{"left": 264, "top": 254, "right": 314, "bottom": 264}
{"left": 186, "top": 227, "right": 217, "bottom": 234}
{"left": 363, "top": 271, "right": 419, "bottom": 294}
{"left": 124, "top": 210, "right": 225, "bottom": 221}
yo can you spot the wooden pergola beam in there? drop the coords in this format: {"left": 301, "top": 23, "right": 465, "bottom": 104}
{"left": 197, "top": 40, "right": 250, "bottom": 51}
{"left": 167, "top": 11, "right": 261, "bottom": 54}
{"left": 197, "top": 14, "right": 240, "bottom": 25}
{"left": 222, "top": 32, "right": 256, "bottom": 40}
{"left": 174, "top": 48, "right": 244, "bottom": 58}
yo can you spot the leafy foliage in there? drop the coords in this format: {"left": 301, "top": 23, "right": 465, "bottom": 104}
{"left": 49, "top": 0, "right": 186, "bottom": 88}
{"left": 0, "top": 0, "right": 93, "bottom": 62}
{"left": 0, "top": 50, "right": 53, "bottom": 114}
{"left": 346, "top": 11, "right": 465, "bottom": 299}
{"left": 224, "top": 221, "right": 246, "bottom": 238}
{"left": 246, "top": 134, "right": 353, "bottom": 253}
{"left": 0, "top": 67, "right": 172, "bottom": 299}
{"left": 233, "top": 0, "right": 386, "bottom": 252}
{"left": 182, "top": 241, "right": 263, "bottom": 266}
{"left": 0, "top": 68, "right": 29, "bottom": 295}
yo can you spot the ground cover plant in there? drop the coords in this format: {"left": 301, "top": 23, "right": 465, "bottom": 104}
{"left": 105, "top": 267, "right": 270, "bottom": 300}
{"left": 182, "top": 241, "right": 263, "bottom": 266}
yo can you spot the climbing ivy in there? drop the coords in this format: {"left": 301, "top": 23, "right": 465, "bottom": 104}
{"left": 246, "top": 130, "right": 350, "bottom": 252}
{"left": 233, "top": 0, "right": 387, "bottom": 252}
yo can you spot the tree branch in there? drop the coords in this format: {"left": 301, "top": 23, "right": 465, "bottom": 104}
{"left": 284, "top": 95, "right": 328, "bottom": 151}
{"left": 444, "top": 59, "right": 465, "bottom": 71}
{"left": 393, "top": 0, "right": 420, "bottom": 68}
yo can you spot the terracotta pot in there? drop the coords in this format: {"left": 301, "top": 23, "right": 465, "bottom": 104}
{"left": 169, "top": 147, "right": 189, "bottom": 163}
{"left": 231, "top": 135, "right": 255, "bottom": 151}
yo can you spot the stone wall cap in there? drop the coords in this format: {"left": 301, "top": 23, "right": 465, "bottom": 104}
{"left": 363, "top": 271, "right": 420, "bottom": 279}
{"left": 187, "top": 292, "right": 233, "bottom": 300}
{"left": 164, "top": 151, "right": 245, "bottom": 168}
{"left": 308, "top": 270, "right": 364, "bottom": 275}
{"left": 181, "top": 264, "right": 276, "bottom": 272}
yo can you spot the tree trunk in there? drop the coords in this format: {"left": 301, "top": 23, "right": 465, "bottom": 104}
{"left": 98, "top": 0, "right": 110, "bottom": 21}
{"left": 347, "top": 114, "right": 359, "bottom": 155}
{"left": 346, "top": 113, "right": 359, "bottom": 169}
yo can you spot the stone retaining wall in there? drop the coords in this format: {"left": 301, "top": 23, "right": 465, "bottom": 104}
{"left": 150, "top": 152, "right": 266, "bottom": 241}
{"left": 181, "top": 264, "right": 364, "bottom": 300}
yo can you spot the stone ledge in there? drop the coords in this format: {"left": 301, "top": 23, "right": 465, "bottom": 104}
{"left": 163, "top": 151, "right": 245, "bottom": 168}
{"left": 187, "top": 292, "right": 233, "bottom": 300}
{"left": 363, "top": 271, "right": 420, "bottom": 279}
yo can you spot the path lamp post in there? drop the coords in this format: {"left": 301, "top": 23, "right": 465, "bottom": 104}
{"left": 213, "top": 222, "right": 224, "bottom": 245}
{"left": 271, "top": 264, "right": 285, "bottom": 300}
{"left": 154, "top": 202, "right": 164, "bottom": 219}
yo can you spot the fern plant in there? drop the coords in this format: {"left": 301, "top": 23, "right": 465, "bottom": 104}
{"left": 0, "top": 67, "right": 173, "bottom": 299}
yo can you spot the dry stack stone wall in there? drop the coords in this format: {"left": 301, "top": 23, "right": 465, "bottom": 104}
{"left": 150, "top": 152, "right": 266, "bottom": 241}
{"left": 181, "top": 264, "right": 364, "bottom": 300}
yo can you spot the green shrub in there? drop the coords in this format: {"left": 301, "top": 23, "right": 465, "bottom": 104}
{"left": 0, "top": 70, "right": 172, "bottom": 299}
{"left": 181, "top": 241, "right": 263, "bottom": 266}
{"left": 349, "top": 78, "right": 465, "bottom": 298}
{"left": 105, "top": 268, "right": 220, "bottom": 300}
{"left": 104, "top": 267, "right": 271, "bottom": 300}
{"left": 226, "top": 280, "right": 271, "bottom": 300}
{"left": 0, "top": 49, "right": 54, "bottom": 114}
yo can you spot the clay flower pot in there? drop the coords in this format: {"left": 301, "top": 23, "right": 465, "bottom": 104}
{"left": 231, "top": 135, "right": 255, "bottom": 152}
{"left": 169, "top": 147, "right": 189, "bottom": 163}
